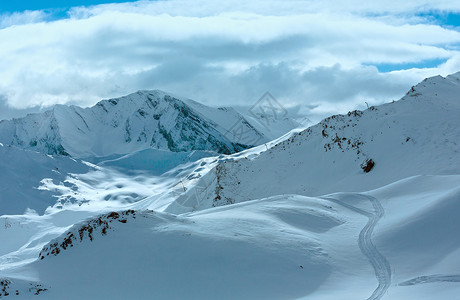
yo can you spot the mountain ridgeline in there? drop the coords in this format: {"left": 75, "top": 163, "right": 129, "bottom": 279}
{"left": 167, "top": 72, "right": 460, "bottom": 213}
{"left": 1, "top": 72, "right": 460, "bottom": 300}
{"left": 0, "top": 91, "right": 270, "bottom": 158}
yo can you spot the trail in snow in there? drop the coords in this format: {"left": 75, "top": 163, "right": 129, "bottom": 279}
{"left": 360, "top": 196, "right": 392, "bottom": 300}
{"left": 399, "top": 275, "right": 460, "bottom": 286}
{"left": 323, "top": 195, "right": 391, "bottom": 300}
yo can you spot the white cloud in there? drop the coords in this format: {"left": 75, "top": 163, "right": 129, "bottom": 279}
{"left": 0, "top": 0, "right": 459, "bottom": 117}
{"left": 0, "top": 10, "right": 48, "bottom": 29}
{"left": 68, "top": 0, "right": 460, "bottom": 17}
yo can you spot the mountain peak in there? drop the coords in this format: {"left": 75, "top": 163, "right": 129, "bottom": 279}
{"left": 169, "top": 72, "right": 460, "bottom": 212}
{"left": 0, "top": 91, "right": 281, "bottom": 158}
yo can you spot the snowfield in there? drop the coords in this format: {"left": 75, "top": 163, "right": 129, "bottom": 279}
{"left": 0, "top": 72, "right": 459, "bottom": 299}
{"left": 0, "top": 144, "right": 93, "bottom": 215}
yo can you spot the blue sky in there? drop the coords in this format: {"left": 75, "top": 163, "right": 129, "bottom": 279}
{"left": 0, "top": 0, "right": 460, "bottom": 121}
{"left": 420, "top": 11, "right": 460, "bottom": 27}
{"left": 372, "top": 12, "right": 460, "bottom": 72}
{"left": 0, "top": 1, "right": 131, "bottom": 13}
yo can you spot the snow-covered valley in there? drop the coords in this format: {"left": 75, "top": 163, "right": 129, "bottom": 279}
{"left": 1, "top": 73, "right": 460, "bottom": 299}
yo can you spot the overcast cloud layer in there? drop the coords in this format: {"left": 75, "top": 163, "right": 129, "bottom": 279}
{"left": 1, "top": 0, "right": 460, "bottom": 120}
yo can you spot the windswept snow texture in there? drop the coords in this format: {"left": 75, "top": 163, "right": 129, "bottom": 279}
{"left": 322, "top": 194, "right": 391, "bottom": 300}
{"left": 2, "top": 176, "right": 460, "bottom": 299}
{"left": 1, "top": 72, "right": 460, "bottom": 299}
{"left": 0, "top": 90, "right": 291, "bottom": 158}
{"left": 0, "top": 144, "right": 93, "bottom": 215}
{"left": 399, "top": 275, "right": 460, "bottom": 286}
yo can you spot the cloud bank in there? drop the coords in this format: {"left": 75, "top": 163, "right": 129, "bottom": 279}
{"left": 0, "top": 0, "right": 460, "bottom": 120}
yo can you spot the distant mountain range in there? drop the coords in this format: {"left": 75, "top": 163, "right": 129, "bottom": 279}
{"left": 0, "top": 90, "right": 299, "bottom": 158}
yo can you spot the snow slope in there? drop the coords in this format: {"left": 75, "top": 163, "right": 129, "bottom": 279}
{"left": 185, "top": 99, "right": 301, "bottom": 143}
{"left": 167, "top": 72, "right": 460, "bottom": 213}
{"left": 0, "top": 90, "right": 297, "bottom": 158}
{"left": 0, "top": 72, "right": 459, "bottom": 299}
{"left": 0, "top": 144, "right": 93, "bottom": 215}
{"left": 1, "top": 175, "right": 459, "bottom": 299}
{"left": 98, "top": 148, "right": 215, "bottom": 175}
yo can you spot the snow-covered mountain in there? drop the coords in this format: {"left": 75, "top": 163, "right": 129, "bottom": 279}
{"left": 167, "top": 72, "right": 460, "bottom": 212}
{"left": 1, "top": 72, "right": 460, "bottom": 299}
{"left": 0, "top": 90, "right": 297, "bottom": 158}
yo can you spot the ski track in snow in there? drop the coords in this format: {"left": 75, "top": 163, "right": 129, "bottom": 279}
{"left": 399, "top": 275, "right": 460, "bottom": 286}
{"left": 323, "top": 195, "right": 391, "bottom": 300}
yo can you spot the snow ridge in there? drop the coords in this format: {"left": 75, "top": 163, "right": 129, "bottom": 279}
{"left": 0, "top": 90, "right": 273, "bottom": 158}
{"left": 167, "top": 72, "right": 460, "bottom": 213}
{"left": 39, "top": 210, "right": 138, "bottom": 260}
